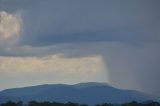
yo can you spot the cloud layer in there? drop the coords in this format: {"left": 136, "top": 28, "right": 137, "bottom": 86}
{"left": 19, "top": 0, "right": 160, "bottom": 46}
{"left": 0, "top": 54, "right": 107, "bottom": 90}
{"left": 0, "top": 0, "right": 160, "bottom": 97}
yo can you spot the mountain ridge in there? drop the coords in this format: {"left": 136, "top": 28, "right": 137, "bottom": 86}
{"left": 0, "top": 82, "right": 155, "bottom": 105}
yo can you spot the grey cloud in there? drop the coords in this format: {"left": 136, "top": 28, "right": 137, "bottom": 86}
{"left": 13, "top": 0, "right": 159, "bottom": 46}
{"left": 0, "top": 0, "right": 160, "bottom": 47}
{"left": 102, "top": 43, "right": 160, "bottom": 97}
{"left": 55, "top": 42, "right": 160, "bottom": 97}
{"left": 0, "top": 0, "right": 160, "bottom": 97}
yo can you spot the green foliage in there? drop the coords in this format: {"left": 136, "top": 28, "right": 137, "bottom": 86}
{"left": 17, "top": 101, "right": 23, "bottom": 106}
{"left": 0, "top": 101, "right": 17, "bottom": 106}
{"left": 122, "top": 101, "right": 142, "bottom": 106}
{"left": 122, "top": 101, "right": 160, "bottom": 106}
{"left": 0, "top": 100, "right": 159, "bottom": 106}
{"left": 95, "top": 103, "right": 113, "bottom": 106}
{"left": 144, "top": 101, "right": 160, "bottom": 106}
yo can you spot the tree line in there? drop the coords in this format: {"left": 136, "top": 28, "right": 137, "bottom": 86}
{"left": 0, "top": 101, "right": 160, "bottom": 106}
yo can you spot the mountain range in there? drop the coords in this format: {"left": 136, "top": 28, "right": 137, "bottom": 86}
{"left": 0, "top": 82, "right": 155, "bottom": 105}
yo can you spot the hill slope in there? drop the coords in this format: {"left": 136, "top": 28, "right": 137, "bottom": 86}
{"left": 0, "top": 82, "right": 154, "bottom": 105}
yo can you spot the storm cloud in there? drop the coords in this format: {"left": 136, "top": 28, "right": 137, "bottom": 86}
{"left": 20, "top": 0, "right": 160, "bottom": 46}
{"left": 0, "top": 0, "right": 160, "bottom": 97}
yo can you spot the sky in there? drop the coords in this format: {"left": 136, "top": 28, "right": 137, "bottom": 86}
{"left": 0, "top": 0, "right": 160, "bottom": 97}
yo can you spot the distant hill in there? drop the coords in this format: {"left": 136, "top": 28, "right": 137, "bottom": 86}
{"left": 0, "top": 82, "right": 155, "bottom": 105}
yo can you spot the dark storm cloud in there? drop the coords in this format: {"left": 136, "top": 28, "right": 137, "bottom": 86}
{"left": 12, "top": 0, "right": 159, "bottom": 46}
{"left": 0, "top": 0, "right": 160, "bottom": 97}
{"left": 21, "top": 28, "right": 147, "bottom": 46}
{"left": 101, "top": 43, "right": 160, "bottom": 97}
{"left": 54, "top": 42, "right": 160, "bottom": 97}
{"left": 1, "top": 0, "right": 160, "bottom": 46}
